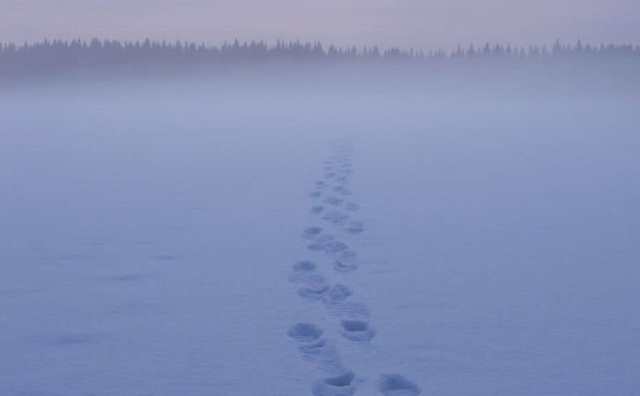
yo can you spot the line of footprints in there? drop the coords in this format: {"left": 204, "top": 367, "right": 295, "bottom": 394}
{"left": 288, "top": 142, "right": 421, "bottom": 396}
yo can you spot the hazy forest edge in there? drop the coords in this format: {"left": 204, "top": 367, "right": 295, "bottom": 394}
{"left": 1, "top": 38, "right": 639, "bottom": 84}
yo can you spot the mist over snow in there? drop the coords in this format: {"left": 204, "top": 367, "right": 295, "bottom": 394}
{"left": 1, "top": 48, "right": 639, "bottom": 396}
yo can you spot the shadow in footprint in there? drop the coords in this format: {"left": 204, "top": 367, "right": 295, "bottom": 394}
{"left": 340, "top": 320, "right": 375, "bottom": 342}
{"left": 313, "top": 371, "right": 357, "bottom": 396}
{"left": 378, "top": 374, "right": 421, "bottom": 396}
{"left": 288, "top": 323, "right": 324, "bottom": 343}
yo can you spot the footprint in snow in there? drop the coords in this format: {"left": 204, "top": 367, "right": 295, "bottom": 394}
{"left": 312, "top": 371, "right": 358, "bottom": 396}
{"left": 288, "top": 323, "right": 345, "bottom": 373}
{"left": 297, "top": 273, "right": 331, "bottom": 301}
{"left": 378, "top": 374, "right": 421, "bottom": 396}
{"left": 340, "top": 320, "right": 376, "bottom": 342}
{"left": 289, "top": 260, "right": 318, "bottom": 283}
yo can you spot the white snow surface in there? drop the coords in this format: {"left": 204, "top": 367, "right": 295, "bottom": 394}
{"left": 1, "top": 78, "right": 639, "bottom": 396}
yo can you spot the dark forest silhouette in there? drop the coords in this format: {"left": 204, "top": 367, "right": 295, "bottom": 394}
{"left": 1, "top": 39, "right": 639, "bottom": 79}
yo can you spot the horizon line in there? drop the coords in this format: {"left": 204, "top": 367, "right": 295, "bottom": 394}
{"left": 3, "top": 37, "right": 640, "bottom": 55}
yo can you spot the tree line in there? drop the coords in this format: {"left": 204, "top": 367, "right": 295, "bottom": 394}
{"left": 1, "top": 38, "right": 638, "bottom": 77}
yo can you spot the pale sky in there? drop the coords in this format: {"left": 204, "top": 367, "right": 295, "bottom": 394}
{"left": 2, "top": 0, "right": 638, "bottom": 49}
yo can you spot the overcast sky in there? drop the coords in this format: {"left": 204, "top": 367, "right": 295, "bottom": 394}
{"left": 2, "top": 0, "right": 638, "bottom": 49}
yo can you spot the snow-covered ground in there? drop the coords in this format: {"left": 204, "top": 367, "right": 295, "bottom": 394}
{"left": 1, "top": 79, "right": 639, "bottom": 395}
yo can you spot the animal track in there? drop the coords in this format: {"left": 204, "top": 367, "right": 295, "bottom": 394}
{"left": 378, "top": 374, "right": 421, "bottom": 396}
{"left": 340, "top": 320, "right": 376, "bottom": 342}
{"left": 312, "top": 371, "right": 357, "bottom": 396}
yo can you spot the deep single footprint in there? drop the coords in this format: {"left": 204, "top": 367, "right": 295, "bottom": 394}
{"left": 288, "top": 323, "right": 324, "bottom": 343}
{"left": 310, "top": 191, "right": 323, "bottom": 199}
{"left": 303, "top": 226, "right": 324, "bottom": 240}
{"left": 312, "top": 371, "right": 357, "bottom": 396}
{"left": 340, "top": 320, "right": 375, "bottom": 342}
{"left": 378, "top": 374, "right": 421, "bottom": 396}
{"left": 311, "top": 205, "right": 325, "bottom": 214}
